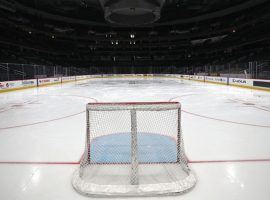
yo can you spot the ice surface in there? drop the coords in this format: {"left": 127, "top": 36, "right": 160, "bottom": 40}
{"left": 0, "top": 77, "right": 270, "bottom": 200}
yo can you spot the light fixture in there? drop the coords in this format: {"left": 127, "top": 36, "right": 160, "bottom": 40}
{"left": 100, "top": 0, "right": 165, "bottom": 26}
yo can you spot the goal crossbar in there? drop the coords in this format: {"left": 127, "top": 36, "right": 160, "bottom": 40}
{"left": 87, "top": 101, "right": 180, "bottom": 111}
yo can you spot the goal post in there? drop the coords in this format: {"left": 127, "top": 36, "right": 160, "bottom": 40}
{"left": 72, "top": 102, "right": 196, "bottom": 196}
{"left": 130, "top": 109, "right": 138, "bottom": 185}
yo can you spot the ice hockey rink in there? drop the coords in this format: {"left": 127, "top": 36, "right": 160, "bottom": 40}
{"left": 0, "top": 77, "right": 270, "bottom": 200}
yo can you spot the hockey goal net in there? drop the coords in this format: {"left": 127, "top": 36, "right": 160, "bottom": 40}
{"left": 72, "top": 102, "right": 196, "bottom": 196}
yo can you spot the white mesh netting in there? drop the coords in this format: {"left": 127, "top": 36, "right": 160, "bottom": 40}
{"left": 72, "top": 102, "right": 196, "bottom": 196}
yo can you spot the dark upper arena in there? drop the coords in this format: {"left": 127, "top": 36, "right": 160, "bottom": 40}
{"left": 0, "top": 0, "right": 270, "bottom": 78}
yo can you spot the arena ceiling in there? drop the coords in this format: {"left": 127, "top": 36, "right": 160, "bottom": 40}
{"left": 0, "top": 0, "right": 269, "bottom": 67}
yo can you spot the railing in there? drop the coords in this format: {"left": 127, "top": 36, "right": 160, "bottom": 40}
{"left": 0, "top": 61, "right": 269, "bottom": 82}
{"left": 0, "top": 63, "right": 97, "bottom": 82}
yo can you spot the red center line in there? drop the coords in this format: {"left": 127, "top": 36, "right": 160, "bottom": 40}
{"left": 0, "top": 161, "right": 79, "bottom": 165}
{"left": 1, "top": 158, "right": 270, "bottom": 165}
{"left": 188, "top": 158, "right": 270, "bottom": 164}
